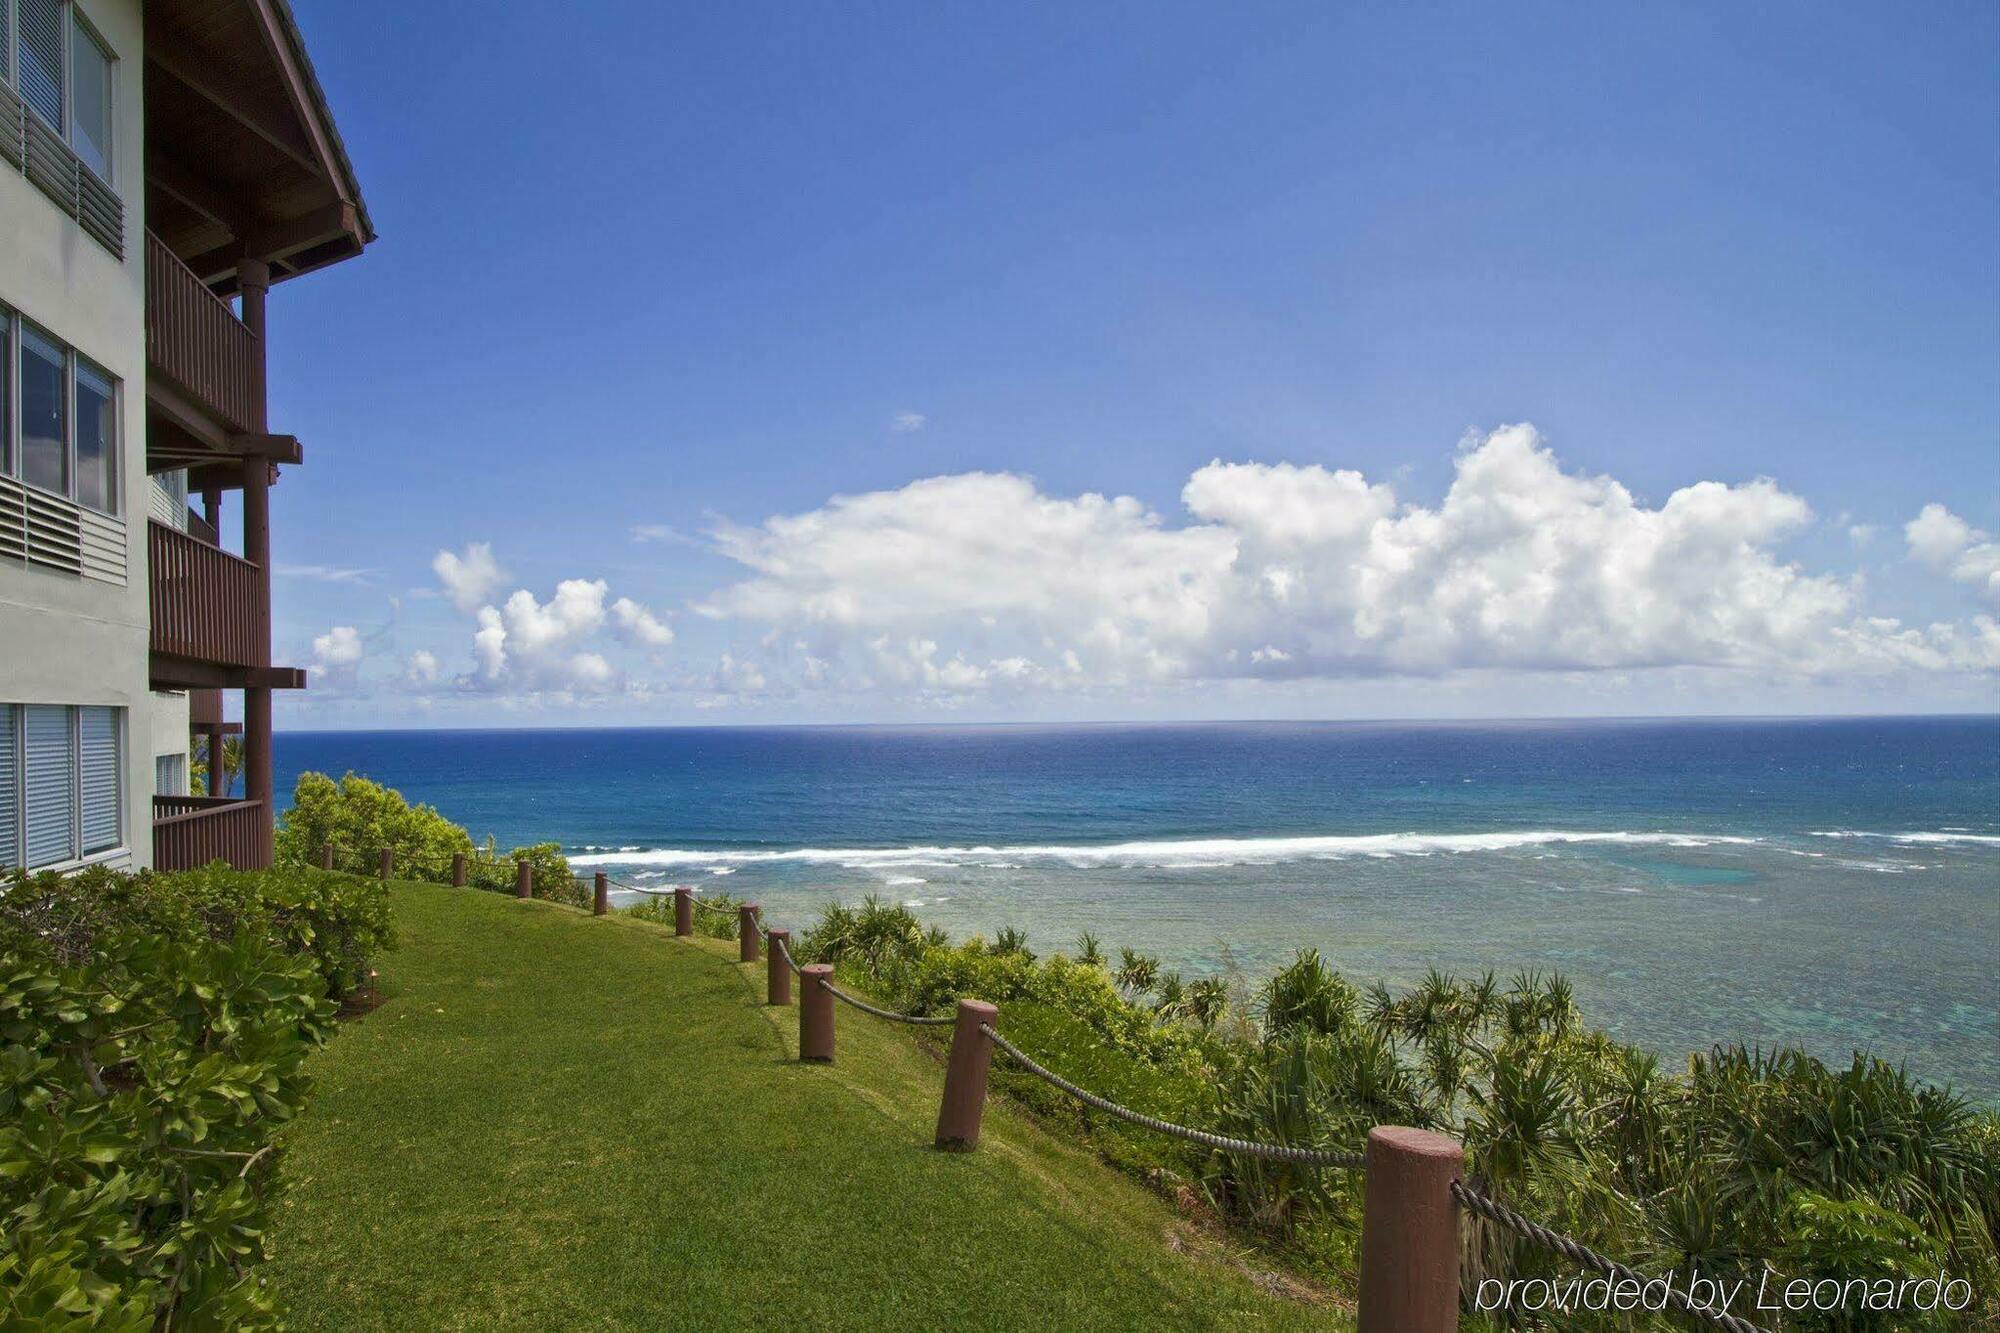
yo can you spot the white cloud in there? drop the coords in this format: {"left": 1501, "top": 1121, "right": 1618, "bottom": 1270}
{"left": 1847, "top": 524, "right": 1876, "bottom": 547}
{"left": 309, "top": 625, "right": 365, "bottom": 688}
{"left": 611, "top": 596, "right": 675, "bottom": 646}
{"left": 699, "top": 424, "right": 1998, "bottom": 696}
{"left": 1905, "top": 503, "right": 2000, "bottom": 603}
{"left": 277, "top": 563, "right": 378, "bottom": 584}
{"left": 406, "top": 649, "right": 440, "bottom": 684}
{"left": 891, "top": 411, "right": 927, "bottom": 433}
{"left": 631, "top": 523, "right": 696, "bottom": 545}
{"left": 311, "top": 625, "right": 363, "bottom": 667}
{"left": 432, "top": 542, "right": 507, "bottom": 614}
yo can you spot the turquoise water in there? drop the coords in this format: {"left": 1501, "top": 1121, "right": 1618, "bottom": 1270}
{"left": 276, "top": 716, "right": 2000, "bottom": 1099}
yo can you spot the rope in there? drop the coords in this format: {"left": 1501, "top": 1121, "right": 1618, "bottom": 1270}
{"left": 980, "top": 1023, "right": 1366, "bottom": 1167}
{"left": 1449, "top": 1182, "right": 1769, "bottom": 1333}
{"left": 820, "top": 978, "right": 954, "bottom": 1025}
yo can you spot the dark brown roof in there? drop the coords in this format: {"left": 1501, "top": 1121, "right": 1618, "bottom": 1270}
{"left": 144, "top": 0, "right": 374, "bottom": 291}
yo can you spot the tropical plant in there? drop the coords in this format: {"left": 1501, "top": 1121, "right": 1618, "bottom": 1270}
{"left": 0, "top": 862, "right": 392, "bottom": 1327}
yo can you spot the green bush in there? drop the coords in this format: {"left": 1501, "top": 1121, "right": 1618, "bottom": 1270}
{"left": 276, "top": 773, "right": 583, "bottom": 907}
{"left": 0, "top": 863, "right": 393, "bottom": 1328}
{"left": 625, "top": 889, "right": 740, "bottom": 939}
{"left": 776, "top": 892, "right": 2000, "bottom": 1324}
{"left": 276, "top": 772, "right": 473, "bottom": 878}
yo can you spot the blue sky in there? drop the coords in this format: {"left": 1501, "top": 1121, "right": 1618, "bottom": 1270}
{"left": 266, "top": 1, "right": 1998, "bottom": 727}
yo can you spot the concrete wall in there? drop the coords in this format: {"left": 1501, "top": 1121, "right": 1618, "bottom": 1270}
{"left": 0, "top": 0, "right": 153, "bottom": 868}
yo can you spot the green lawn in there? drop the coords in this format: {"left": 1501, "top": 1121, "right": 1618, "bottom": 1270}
{"left": 266, "top": 882, "right": 1336, "bottom": 1330}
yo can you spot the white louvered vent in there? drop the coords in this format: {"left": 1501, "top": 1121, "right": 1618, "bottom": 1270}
{"left": 22, "top": 705, "right": 73, "bottom": 869}
{"left": 0, "top": 476, "right": 126, "bottom": 583}
{"left": 79, "top": 707, "right": 119, "bottom": 854}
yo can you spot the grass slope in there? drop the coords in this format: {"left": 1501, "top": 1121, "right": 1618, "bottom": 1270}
{"left": 267, "top": 882, "right": 1330, "bottom": 1330}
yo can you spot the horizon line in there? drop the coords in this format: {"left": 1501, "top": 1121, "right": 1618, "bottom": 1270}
{"left": 272, "top": 709, "right": 2000, "bottom": 737}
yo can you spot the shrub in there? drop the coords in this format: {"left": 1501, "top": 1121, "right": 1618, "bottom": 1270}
{"left": 276, "top": 771, "right": 473, "bottom": 878}
{"left": 276, "top": 773, "right": 583, "bottom": 907}
{"left": 0, "top": 863, "right": 393, "bottom": 1327}
{"left": 625, "top": 889, "right": 740, "bottom": 939}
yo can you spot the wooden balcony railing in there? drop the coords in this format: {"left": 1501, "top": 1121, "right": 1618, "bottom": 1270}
{"left": 153, "top": 796, "right": 266, "bottom": 870}
{"left": 145, "top": 228, "right": 259, "bottom": 434}
{"left": 149, "top": 519, "right": 267, "bottom": 669}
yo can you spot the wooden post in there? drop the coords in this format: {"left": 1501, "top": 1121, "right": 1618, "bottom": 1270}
{"left": 798, "top": 964, "right": 834, "bottom": 1062}
{"left": 934, "top": 999, "right": 999, "bottom": 1151}
{"left": 452, "top": 852, "right": 467, "bottom": 887}
{"left": 739, "top": 904, "right": 761, "bottom": 963}
{"left": 319, "top": 844, "right": 333, "bottom": 871}
{"left": 674, "top": 887, "right": 692, "bottom": 936}
{"left": 1357, "top": 1126, "right": 1464, "bottom": 1333}
{"left": 593, "top": 872, "right": 610, "bottom": 916}
{"left": 515, "top": 859, "right": 532, "bottom": 899}
{"left": 378, "top": 847, "right": 393, "bottom": 880}
{"left": 766, "top": 929, "right": 793, "bottom": 1005}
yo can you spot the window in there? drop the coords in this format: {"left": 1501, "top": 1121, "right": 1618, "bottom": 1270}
{"left": 21, "top": 705, "right": 74, "bottom": 866}
{"left": 5, "top": 0, "right": 112, "bottom": 177}
{"left": 19, "top": 323, "right": 65, "bottom": 496}
{"left": 2, "top": 309, "right": 119, "bottom": 516}
{"left": 14, "top": 0, "right": 62, "bottom": 129}
{"left": 154, "top": 752, "right": 187, "bottom": 799}
{"left": 0, "top": 709, "right": 15, "bottom": 869}
{"left": 67, "top": 9, "right": 109, "bottom": 181}
{"left": 73, "top": 356, "right": 112, "bottom": 511}
{"left": 0, "top": 702, "right": 123, "bottom": 869}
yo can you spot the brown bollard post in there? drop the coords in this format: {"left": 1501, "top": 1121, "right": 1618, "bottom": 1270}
{"left": 934, "top": 999, "right": 999, "bottom": 1151}
{"left": 766, "top": 929, "right": 793, "bottom": 1005}
{"left": 739, "top": 904, "right": 762, "bottom": 963}
{"left": 1357, "top": 1126, "right": 1465, "bottom": 1333}
{"left": 593, "top": 872, "right": 610, "bottom": 916}
{"left": 378, "top": 847, "right": 393, "bottom": 880}
{"left": 798, "top": 964, "right": 834, "bottom": 1062}
{"left": 674, "top": 887, "right": 693, "bottom": 936}
{"left": 452, "top": 852, "right": 467, "bottom": 887}
{"left": 319, "top": 844, "right": 334, "bottom": 871}
{"left": 515, "top": 859, "right": 532, "bottom": 899}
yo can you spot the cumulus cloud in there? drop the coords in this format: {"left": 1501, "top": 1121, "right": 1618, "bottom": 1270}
{"left": 309, "top": 625, "right": 364, "bottom": 686}
{"left": 611, "top": 596, "right": 675, "bottom": 647}
{"left": 406, "top": 649, "right": 440, "bottom": 684}
{"left": 311, "top": 625, "right": 362, "bottom": 665}
{"left": 433, "top": 542, "right": 507, "bottom": 613}
{"left": 1905, "top": 504, "right": 2000, "bottom": 603}
{"left": 700, "top": 424, "right": 1999, "bottom": 695}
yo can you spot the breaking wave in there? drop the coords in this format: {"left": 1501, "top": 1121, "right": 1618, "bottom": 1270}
{"left": 570, "top": 829, "right": 1762, "bottom": 871}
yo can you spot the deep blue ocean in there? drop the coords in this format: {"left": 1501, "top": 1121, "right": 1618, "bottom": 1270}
{"left": 276, "top": 717, "right": 2000, "bottom": 1099}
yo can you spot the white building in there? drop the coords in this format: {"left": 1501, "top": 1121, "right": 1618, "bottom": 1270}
{"left": 0, "top": 0, "right": 371, "bottom": 872}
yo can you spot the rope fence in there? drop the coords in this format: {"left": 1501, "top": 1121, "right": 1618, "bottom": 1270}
{"left": 979, "top": 1022, "right": 1366, "bottom": 1166}
{"left": 1449, "top": 1182, "right": 1768, "bottom": 1333}
{"left": 822, "top": 977, "right": 955, "bottom": 1025}
{"left": 308, "top": 849, "right": 1777, "bottom": 1333}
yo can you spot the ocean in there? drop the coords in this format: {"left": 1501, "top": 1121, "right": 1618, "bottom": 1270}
{"left": 275, "top": 716, "right": 2000, "bottom": 1100}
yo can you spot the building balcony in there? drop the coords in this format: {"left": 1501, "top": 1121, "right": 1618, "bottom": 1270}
{"left": 145, "top": 228, "right": 260, "bottom": 438}
{"left": 153, "top": 795, "right": 266, "bottom": 871}
{"left": 147, "top": 518, "right": 299, "bottom": 692}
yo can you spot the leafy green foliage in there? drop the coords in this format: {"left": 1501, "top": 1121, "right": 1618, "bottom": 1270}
{"left": 770, "top": 893, "right": 1999, "bottom": 1324}
{"left": 276, "top": 772, "right": 583, "bottom": 906}
{"left": 0, "top": 863, "right": 392, "bottom": 1328}
{"left": 624, "top": 890, "right": 742, "bottom": 939}
{"left": 276, "top": 772, "right": 474, "bottom": 877}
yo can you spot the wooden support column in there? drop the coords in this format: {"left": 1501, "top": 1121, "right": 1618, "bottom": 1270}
{"left": 237, "top": 259, "right": 274, "bottom": 870}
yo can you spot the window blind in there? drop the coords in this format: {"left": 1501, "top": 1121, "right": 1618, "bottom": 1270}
{"left": 23, "top": 703, "right": 73, "bottom": 867}
{"left": 17, "top": 0, "right": 63, "bottom": 129}
{"left": 79, "top": 705, "right": 117, "bottom": 853}
{"left": 0, "top": 707, "right": 17, "bottom": 870}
